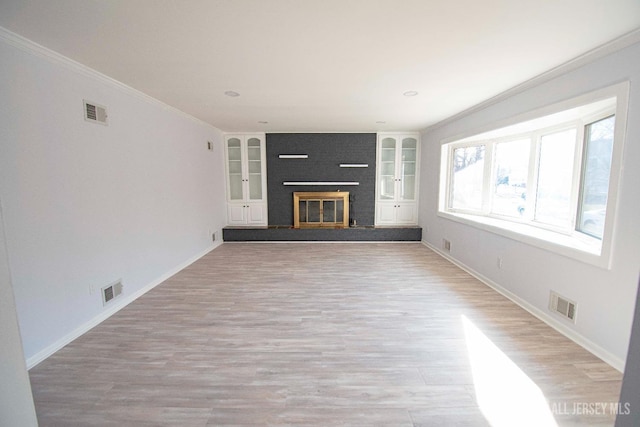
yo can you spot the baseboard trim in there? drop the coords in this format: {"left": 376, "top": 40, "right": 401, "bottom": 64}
{"left": 26, "top": 242, "right": 221, "bottom": 369}
{"left": 421, "top": 240, "right": 625, "bottom": 372}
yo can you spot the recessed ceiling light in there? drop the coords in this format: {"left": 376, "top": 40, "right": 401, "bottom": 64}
{"left": 224, "top": 90, "right": 240, "bottom": 97}
{"left": 403, "top": 90, "right": 419, "bottom": 97}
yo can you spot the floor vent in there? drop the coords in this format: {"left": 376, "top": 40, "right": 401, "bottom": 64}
{"left": 549, "top": 291, "right": 577, "bottom": 323}
{"left": 102, "top": 280, "right": 123, "bottom": 306}
{"left": 84, "top": 100, "right": 108, "bottom": 125}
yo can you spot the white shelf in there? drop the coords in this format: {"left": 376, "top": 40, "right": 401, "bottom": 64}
{"left": 283, "top": 181, "right": 359, "bottom": 186}
{"left": 339, "top": 164, "right": 368, "bottom": 168}
{"left": 279, "top": 154, "right": 308, "bottom": 159}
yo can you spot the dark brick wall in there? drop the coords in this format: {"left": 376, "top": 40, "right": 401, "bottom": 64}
{"left": 266, "top": 133, "right": 377, "bottom": 226}
{"left": 223, "top": 227, "right": 422, "bottom": 241}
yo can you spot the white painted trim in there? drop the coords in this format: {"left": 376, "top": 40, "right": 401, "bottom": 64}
{"left": 0, "top": 26, "right": 220, "bottom": 132}
{"left": 283, "top": 181, "right": 359, "bottom": 186}
{"left": 339, "top": 164, "right": 369, "bottom": 168}
{"left": 26, "top": 241, "right": 222, "bottom": 369}
{"left": 421, "top": 239, "right": 625, "bottom": 372}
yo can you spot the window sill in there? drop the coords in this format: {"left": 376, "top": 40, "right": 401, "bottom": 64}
{"left": 437, "top": 211, "right": 611, "bottom": 269}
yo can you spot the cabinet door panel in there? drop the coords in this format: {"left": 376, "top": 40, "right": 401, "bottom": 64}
{"left": 228, "top": 176, "right": 244, "bottom": 201}
{"left": 379, "top": 176, "right": 396, "bottom": 200}
{"left": 400, "top": 175, "right": 416, "bottom": 201}
{"left": 227, "top": 204, "right": 247, "bottom": 225}
{"left": 379, "top": 137, "right": 397, "bottom": 200}
{"left": 376, "top": 202, "right": 397, "bottom": 225}
{"left": 248, "top": 174, "right": 263, "bottom": 200}
{"left": 396, "top": 203, "right": 417, "bottom": 224}
{"left": 226, "top": 137, "right": 245, "bottom": 200}
{"left": 400, "top": 137, "right": 417, "bottom": 201}
{"left": 246, "top": 137, "right": 264, "bottom": 201}
{"left": 247, "top": 203, "right": 266, "bottom": 224}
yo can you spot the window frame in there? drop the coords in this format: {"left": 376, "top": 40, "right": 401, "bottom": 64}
{"left": 575, "top": 113, "right": 616, "bottom": 240}
{"left": 437, "top": 83, "right": 629, "bottom": 269}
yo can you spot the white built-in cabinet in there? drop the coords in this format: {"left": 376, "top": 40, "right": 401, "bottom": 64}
{"left": 224, "top": 134, "right": 268, "bottom": 226}
{"left": 375, "top": 133, "right": 420, "bottom": 225}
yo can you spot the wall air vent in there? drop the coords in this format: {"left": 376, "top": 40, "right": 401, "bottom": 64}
{"left": 102, "top": 280, "right": 123, "bottom": 306}
{"left": 549, "top": 291, "right": 577, "bottom": 323}
{"left": 84, "top": 100, "right": 108, "bottom": 125}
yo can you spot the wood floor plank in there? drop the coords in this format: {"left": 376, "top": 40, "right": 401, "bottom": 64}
{"left": 29, "top": 243, "right": 623, "bottom": 426}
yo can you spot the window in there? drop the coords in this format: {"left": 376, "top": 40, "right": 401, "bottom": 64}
{"left": 492, "top": 139, "right": 529, "bottom": 218}
{"left": 438, "top": 83, "right": 629, "bottom": 268}
{"left": 577, "top": 115, "right": 615, "bottom": 239}
{"left": 534, "top": 128, "right": 576, "bottom": 229}
{"left": 451, "top": 145, "right": 485, "bottom": 211}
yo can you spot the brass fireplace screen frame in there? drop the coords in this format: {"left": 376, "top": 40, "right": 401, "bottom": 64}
{"left": 293, "top": 191, "right": 349, "bottom": 228}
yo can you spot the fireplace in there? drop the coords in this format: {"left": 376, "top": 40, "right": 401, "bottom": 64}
{"left": 293, "top": 191, "right": 349, "bottom": 228}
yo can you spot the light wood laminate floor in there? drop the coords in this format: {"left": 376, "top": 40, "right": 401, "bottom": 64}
{"left": 29, "top": 243, "right": 623, "bottom": 426}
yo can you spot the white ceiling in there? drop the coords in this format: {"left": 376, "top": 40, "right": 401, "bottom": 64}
{"left": 1, "top": 0, "right": 639, "bottom": 133}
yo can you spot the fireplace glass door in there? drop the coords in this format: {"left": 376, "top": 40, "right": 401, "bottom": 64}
{"left": 299, "top": 199, "right": 343, "bottom": 226}
{"left": 293, "top": 192, "right": 349, "bottom": 228}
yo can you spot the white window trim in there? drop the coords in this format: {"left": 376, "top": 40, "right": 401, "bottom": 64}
{"left": 438, "top": 82, "right": 629, "bottom": 270}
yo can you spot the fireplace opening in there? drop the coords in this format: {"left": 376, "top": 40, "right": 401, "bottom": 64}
{"left": 293, "top": 191, "right": 349, "bottom": 228}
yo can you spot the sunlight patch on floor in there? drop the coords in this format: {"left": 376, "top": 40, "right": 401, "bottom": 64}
{"left": 462, "top": 315, "right": 558, "bottom": 427}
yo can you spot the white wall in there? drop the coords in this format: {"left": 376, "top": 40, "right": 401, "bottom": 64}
{"left": 419, "top": 37, "right": 640, "bottom": 369}
{"left": 0, "top": 30, "right": 227, "bottom": 365}
{"left": 0, "top": 202, "right": 38, "bottom": 426}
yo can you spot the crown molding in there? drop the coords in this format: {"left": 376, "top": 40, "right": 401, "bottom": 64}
{"left": 0, "top": 26, "right": 221, "bottom": 132}
{"left": 423, "top": 28, "right": 640, "bottom": 134}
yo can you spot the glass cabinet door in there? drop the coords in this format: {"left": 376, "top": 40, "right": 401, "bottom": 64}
{"left": 227, "top": 137, "right": 243, "bottom": 200}
{"left": 379, "top": 137, "right": 396, "bottom": 200}
{"left": 246, "top": 137, "right": 263, "bottom": 201}
{"left": 400, "top": 137, "right": 417, "bottom": 201}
